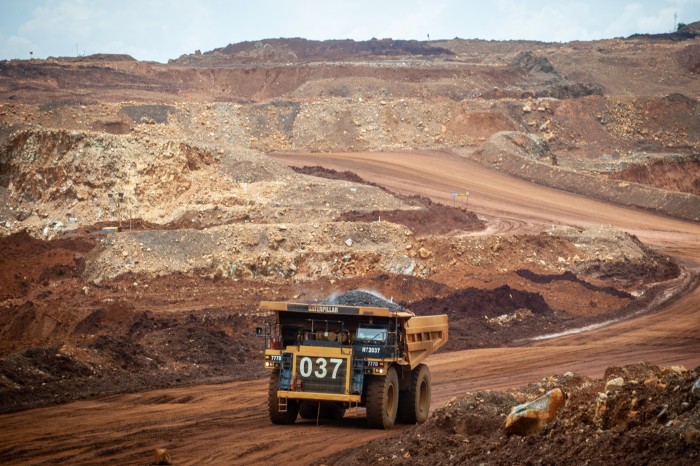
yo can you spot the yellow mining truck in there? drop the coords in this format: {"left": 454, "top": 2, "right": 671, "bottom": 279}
{"left": 256, "top": 296, "right": 448, "bottom": 429}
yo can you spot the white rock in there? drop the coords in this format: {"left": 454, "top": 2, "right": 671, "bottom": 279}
{"left": 605, "top": 377, "right": 625, "bottom": 393}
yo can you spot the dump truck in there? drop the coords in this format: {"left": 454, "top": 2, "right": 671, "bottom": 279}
{"left": 256, "top": 296, "right": 448, "bottom": 429}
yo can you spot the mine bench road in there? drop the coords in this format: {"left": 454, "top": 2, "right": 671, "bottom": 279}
{"left": 2, "top": 150, "right": 699, "bottom": 465}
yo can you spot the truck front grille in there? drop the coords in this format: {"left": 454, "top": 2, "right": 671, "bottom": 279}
{"left": 294, "top": 356, "right": 347, "bottom": 394}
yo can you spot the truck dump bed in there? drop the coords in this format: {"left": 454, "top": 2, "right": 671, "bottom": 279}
{"left": 404, "top": 314, "right": 448, "bottom": 368}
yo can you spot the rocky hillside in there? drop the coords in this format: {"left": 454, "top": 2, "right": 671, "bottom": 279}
{"left": 2, "top": 35, "right": 698, "bottom": 225}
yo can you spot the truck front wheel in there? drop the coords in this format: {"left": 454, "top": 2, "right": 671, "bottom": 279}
{"left": 397, "top": 363, "right": 431, "bottom": 424}
{"left": 366, "top": 366, "right": 399, "bottom": 429}
{"left": 268, "top": 371, "right": 299, "bottom": 424}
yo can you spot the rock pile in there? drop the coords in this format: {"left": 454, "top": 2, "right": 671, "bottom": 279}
{"left": 0, "top": 128, "right": 410, "bottom": 238}
{"left": 320, "top": 363, "right": 700, "bottom": 465}
{"left": 323, "top": 289, "right": 400, "bottom": 310}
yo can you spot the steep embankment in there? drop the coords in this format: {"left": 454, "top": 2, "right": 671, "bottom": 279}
{"left": 471, "top": 131, "right": 700, "bottom": 221}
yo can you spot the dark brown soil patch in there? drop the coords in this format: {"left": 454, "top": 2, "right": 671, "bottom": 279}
{"left": 90, "top": 120, "right": 131, "bottom": 134}
{"left": 292, "top": 165, "right": 368, "bottom": 184}
{"left": 188, "top": 38, "right": 455, "bottom": 64}
{"left": 0, "top": 305, "right": 263, "bottom": 414}
{"left": 576, "top": 254, "right": 681, "bottom": 287}
{"left": 0, "top": 346, "right": 94, "bottom": 389}
{"left": 409, "top": 285, "right": 551, "bottom": 318}
{"left": 0, "top": 230, "right": 94, "bottom": 300}
{"left": 610, "top": 158, "right": 700, "bottom": 196}
{"left": 292, "top": 165, "right": 486, "bottom": 235}
{"left": 406, "top": 285, "right": 565, "bottom": 351}
{"left": 340, "top": 204, "right": 483, "bottom": 236}
{"left": 516, "top": 269, "right": 633, "bottom": 299}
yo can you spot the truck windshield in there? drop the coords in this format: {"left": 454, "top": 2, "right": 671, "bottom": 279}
{"left": 356, "top": 326, "right": 387, "bottom": 342}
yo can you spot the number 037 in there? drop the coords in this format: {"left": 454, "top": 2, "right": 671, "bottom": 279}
{"left": 298, "top": 357, "right": 343, "bottom": 379}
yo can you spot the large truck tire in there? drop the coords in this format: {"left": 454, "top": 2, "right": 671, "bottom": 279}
{"left": 397, "top": 364, "right": 431, "bottom": 424}
{"left": 268, "top": 371, "right": 299, "bottom": 424}
{"left": 366, "top": 366, "right": 399, "bottom": 429}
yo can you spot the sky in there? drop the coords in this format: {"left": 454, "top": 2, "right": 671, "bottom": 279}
{"left": 0, "top": 0, "right": 698, "bottom": 63}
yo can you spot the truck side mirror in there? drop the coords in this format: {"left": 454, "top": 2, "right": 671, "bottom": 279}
{"left": 255, "top": 325, "right": 266, "bottom": 337}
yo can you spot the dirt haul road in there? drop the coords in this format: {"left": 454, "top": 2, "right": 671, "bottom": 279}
{"left": 271, "top": 151, "right": 700, "bottom": 248}
{"left": 2, "top": 151, "right": 699, "bottom": 465}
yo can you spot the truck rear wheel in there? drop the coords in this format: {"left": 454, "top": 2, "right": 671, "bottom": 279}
{"left": 397, "top": 364, "right": 431, "bottom": 424}
{"left": 268, "top": 371, "right": 299, "bottom": 425}
{"left": 366, "top": 366, "right": 399, "bottom": 429}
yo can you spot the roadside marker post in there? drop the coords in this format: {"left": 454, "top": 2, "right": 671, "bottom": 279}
{"left": 450, "top": 191, "right": 470, "bottom": 207}
{"left": 461, "top": 190, "right": 470, "bottom": 206}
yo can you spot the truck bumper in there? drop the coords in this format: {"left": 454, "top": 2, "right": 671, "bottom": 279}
{"left": 277, "top": 390, "right": 361, "bottom": 404}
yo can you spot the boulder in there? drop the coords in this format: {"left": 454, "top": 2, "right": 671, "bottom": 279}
{"left": 661, "top": 365, "right": 688, "bottom": 376}
{"left": 692, "top": 378, "right": 700, "bottom": 399}
{"left": 153, "top": 448, "right": 172, "bottom": 465}
{"left": 605, "top": 377, "right": 625, "bottom": 393}
{"left": 504, "top": 388, "right": 565, "bottom": 435}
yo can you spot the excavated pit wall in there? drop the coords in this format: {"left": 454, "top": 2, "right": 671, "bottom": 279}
{"left": 2, "top": 92, "right": 698, "bottom": 155}
{"left": 471, "top": 131, "right": 700, "bottom": 222}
